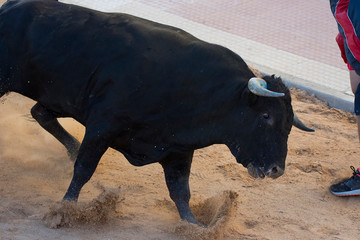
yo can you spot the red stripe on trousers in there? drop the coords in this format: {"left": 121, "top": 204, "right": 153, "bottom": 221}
{"left": 335, "top": 0, "right": 360, "bottom": 62}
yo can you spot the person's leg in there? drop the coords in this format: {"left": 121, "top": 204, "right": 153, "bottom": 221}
{"left": 330, "top": 70, "right": 360, "bottom": 196}
{"left": 356, "top": 115, "right": 360, "bottom": 142}
{"left": 350, "top": 70, "right": 360, "bottom": 141}
{"left": 349, "top": 70, "right": 360, "bottom": 94}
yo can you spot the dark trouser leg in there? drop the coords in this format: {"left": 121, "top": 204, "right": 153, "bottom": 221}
{"left": 31, "top": 103, "right": 80, "bottom": 161}
{"left": 352, "top": 71, "right": 360, "bottom": 141}
{"left": 63, "top": 128, "right": 110, "bottom": 201}
{"left": 160, "top": 151, "right": 198, "bottom": 224}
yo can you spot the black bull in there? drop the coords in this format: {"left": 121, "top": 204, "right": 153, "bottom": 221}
{"left": 0, "top": 0, "right": 313, "bottom": 224}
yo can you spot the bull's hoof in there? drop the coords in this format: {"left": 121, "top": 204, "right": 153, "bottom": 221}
{"left": 43, "top": 201, "right": 75, "bottom": 228}
{"left": 182, "top": 217, "right": 205, "bottom": 228}
{"left": 44, "top": 190, "right": 120, "bottom": 228}
{"left": 190, "top": 220, "right": 206, "bottom": 228}
{"left": 172, "top": 191, "right": 238, "bottom": 239}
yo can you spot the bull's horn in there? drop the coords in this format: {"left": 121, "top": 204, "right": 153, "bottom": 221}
{"left": 293, "top": 113, "right": 315, "bottom": 132}
{"left": 248, "top": 77, "right": 285, "bottom": 97}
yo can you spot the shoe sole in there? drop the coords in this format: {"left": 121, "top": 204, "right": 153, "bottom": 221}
{"left": 331, "top": 189, "right": 360, "bottom": 196}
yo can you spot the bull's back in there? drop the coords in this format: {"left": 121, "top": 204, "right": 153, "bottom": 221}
{"left": 0, "top": 0, "right": 201, "bottom": 119}
{"left": 1, "top": 0, "right": 198, "bottom": 77}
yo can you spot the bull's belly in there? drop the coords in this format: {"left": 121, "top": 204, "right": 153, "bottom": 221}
{"left": 110, "top": 138, "right": 163, "bottom": 167}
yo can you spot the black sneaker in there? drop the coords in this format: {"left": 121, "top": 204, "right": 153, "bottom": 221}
{"left": 330, "top": 166, "right": 360, "bottom": 196}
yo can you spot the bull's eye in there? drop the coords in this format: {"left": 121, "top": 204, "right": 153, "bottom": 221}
{"left": 263, "top": 113, "right": 270, "bottom": 119}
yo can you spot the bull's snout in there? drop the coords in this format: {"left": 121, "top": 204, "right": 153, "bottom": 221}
{"left": 247, "top": 163, "right": 284, "bottom": 179}
{"left": 265, "top": 164, "right": 284, "bottom": 179}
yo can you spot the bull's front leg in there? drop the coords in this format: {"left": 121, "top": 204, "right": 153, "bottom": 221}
{"left": 63, "top": 125, "right": 111, "bottom": 201}
{"left": 160, "top": 151, "right": 199, "bottom": 225}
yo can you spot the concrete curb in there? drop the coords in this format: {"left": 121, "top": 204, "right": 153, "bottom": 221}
{"left": 283, "top": 76, "right": 354, "bottom": 113}
{"left": 250, "top": 62, "right": 354, "bottom": 113}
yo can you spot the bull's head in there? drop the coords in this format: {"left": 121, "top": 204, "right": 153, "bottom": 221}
{"left": 226, "top": 75, "right": 313, "bottom": 179}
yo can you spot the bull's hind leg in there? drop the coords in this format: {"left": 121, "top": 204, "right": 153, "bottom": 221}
{"left": 31, "top": 103, "right": 80, "bottom": 161}
{"left": 160, "top": 151, "right": 199, "bottom": 225}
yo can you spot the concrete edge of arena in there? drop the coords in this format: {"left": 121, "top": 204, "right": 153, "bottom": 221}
{"left": 250, "top": 62, "right": 354, "bottom": 113}
{"left": 285, "top": 78, "right": 354, "bottom": 113}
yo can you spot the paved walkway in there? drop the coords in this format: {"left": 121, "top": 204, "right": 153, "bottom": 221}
{"left": 1, "top": 0, "right": 352, "bottom": 111}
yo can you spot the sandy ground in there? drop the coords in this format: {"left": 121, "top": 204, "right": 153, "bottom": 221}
{"left": 1, "top": 1, "right": 360, "bottom": 239}
{"left": 1, "top": 86, "right": 360, "bottom": 240}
